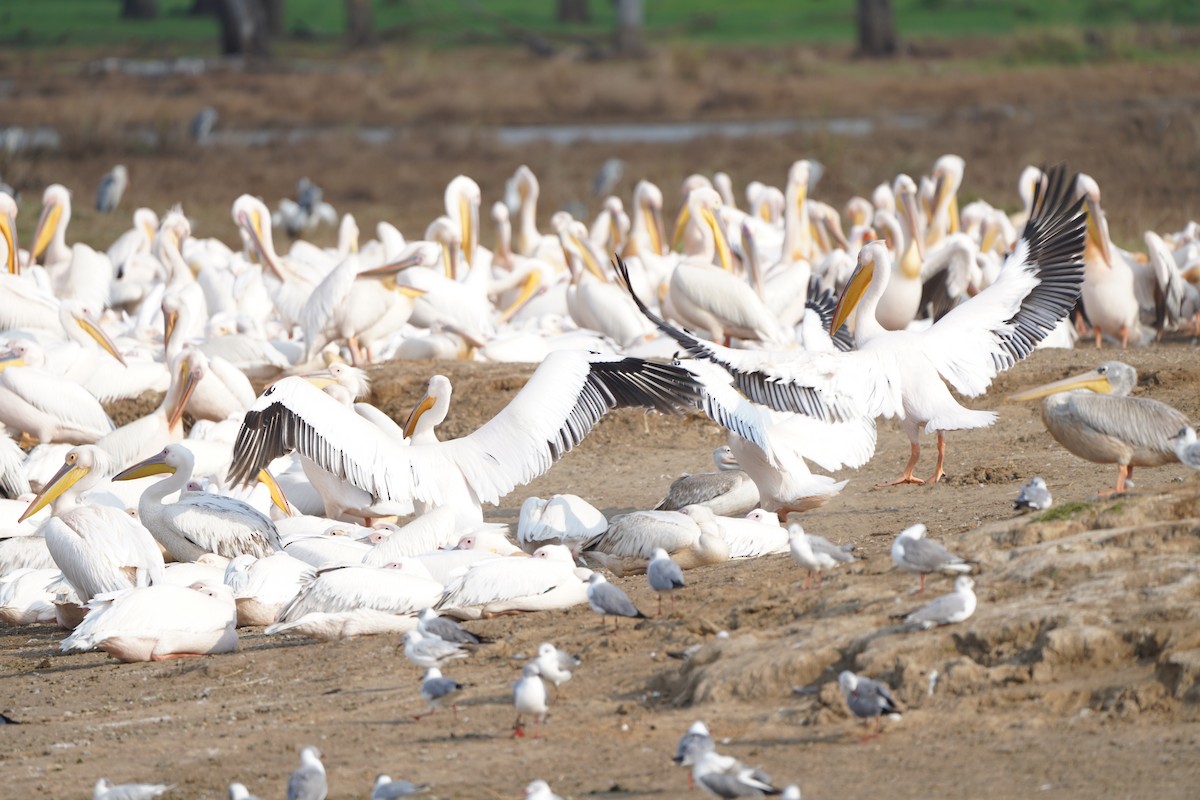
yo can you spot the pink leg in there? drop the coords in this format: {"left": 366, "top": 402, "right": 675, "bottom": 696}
{"left": 928, "top": 431, "right": 947, "bottom": 484}
{"left": 880, "top": 443, "right": 925, "bottom": 486}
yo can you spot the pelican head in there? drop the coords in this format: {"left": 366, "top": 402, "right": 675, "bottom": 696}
{"left": 404, "top": 374, "right": 451, "bottom": 439}
{"left": 893, "top": 173, "right": 926, "bottom": 266}
{"left": 19, "top": 445, "right": 108, "bottom": 521}
{"left": 1008, "top": 361, "right": 1136, "bottom": 402}
{"left": 114, "top": 443, "right": 194, "bottom": 481}
{"left": 930, "top": 154, "right": 965, "bottom": 224}
{"left": 1075, "top": 173, "right": 1114, "bottom": 268}
{"left": 674, "top": 187, "right": 731, "bottom": 270}
{"left": 231, "top": 194, "right": 282, "bottom": 279}
{"left": 64, "top": 302, "right": 126, "bottom": 366}
{"left": 633, "top": 180, "right": 666, "bottom": 256}
{"left": 168, "top": 350, "right": 204, "bottom": 430}
{"left": 304, "top": 361, "right": 370, "bottom": 399}
{"left": 831, "top": 239, "right": 887, "bottom": 333}
{"left": 445, "top": 175, "right": 480, "bottom": 268}
{"left": 0, "top": 191, "right": 18, "bottom": 274}
{"left": 31, "top": 184, "right": 71, "bottom": 264}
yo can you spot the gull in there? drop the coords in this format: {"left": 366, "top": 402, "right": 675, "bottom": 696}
{"left": 402, "top": 629, "right": 469, "bottom": 669}
{"left": 414, "top": 667, "right": 462, "bottom": 720}
{"left": 673, "top": 720, "right": 713, "bottom": 766}
{"left": 905, "top": 575, "right": 977, "bottom": 629}
{"left": 417, "top": 607, "right": 486, "bottom": 644}
{"left": 287, "top": 746, "right": 327, "bottom": 800}
{"left": 533, "top": 642, "right": 580, "bottom": 688}
{"left": 788, "top": 524, "right": 855, "bottom": 589}
{"left": 227, "top": 784, "right": 262, "bottom": 800}
{"left": 890, "top": 523, "right": 970, "bottom": 593}
{"left": 93, "top": 779, "right": 171, "bottom": 800}
{"left": 646, "top": 547, "right": 685, "bottom": 616}
{"left": 587, "top": 572, "right": 647, "bottom": 632}
{"left": 782, "top": 787, "right": 801, "bottom": 800}
{"left": 512, "top": 662, "right": 549, "bottom": 738}
{"left": 1014, "top": 476, "right": 1052, "bottom": 511}
{"left": 838, "top": 670, "right": 900, "bottom": 738}
{"left": 372, "top": 775, "right": 430, "bottom": 799}
{"left": 525, "top": 780, "right": 564, "bottom": 800}
{"left": 1172, "top": 426, "right": 1200, "bottom": 471}
{"left": 691, "top": 748, "right": 782, "bottom": 799}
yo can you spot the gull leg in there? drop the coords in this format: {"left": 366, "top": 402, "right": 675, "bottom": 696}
{"left": 451, "top": 703, "right": 458, "bottom": 721}
{"left": 512, "top": 715, "right": 525, "bottom": 738}
{"left": 413, "top": 704, "right": 436, "bottom": 721}
{"left": 817, "top": 569, "right": 824, "bottom": 588}
{"left": 669, "top": 591, "right": 677, "bottom": 616}
{"left": 919, "top": 572, "right": 927, "bottom": 594}
{"left": 928, "top": 431, "right": 947, "bottom": 484}
{"left": 879, "top": 443, "right": 925, "bottom": 486}
{"left": 1094, "top": 326, "right": 1104, "bottom": 349}
{"left": 656, "top": 595, "right": 663, "bottom": 618}
{"left": 804, "top": 572, "right": 812, "bottom": 591}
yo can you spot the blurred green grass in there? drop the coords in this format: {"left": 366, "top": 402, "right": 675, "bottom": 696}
{"left": 2, "top": 0, "right": 1197, "bottom": 50}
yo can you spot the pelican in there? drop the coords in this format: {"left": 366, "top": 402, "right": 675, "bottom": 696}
{"left": 634, "top": 164, "right": 1086, "bottom": 485}
{"left": 0, "top": 190, "right": 19, "bottom": 274}
{"left": 223, "top": 552, "right": 311, "bottom": 627}
{"left": 95, "top": 347, "right": 200, "bottom": 468}
{"left": 273, "top": 560, "right": 443, "bottom": 621}
{"left": 62, "top": 581, "right": 238, "bottom": 662}
{"left": 516, "top": 494, "right": 607, "bottom": 557}
{"left": 0, "top": 341, "right": 115, "bottom": 445}
{"left": 228, "top": 350, "right": 701, "bottom": 528}
{"left": 583, "top": 506, "right": 730, "bottom": 576}
{"left": 178, "top": 346, "right": 256, "bottom": 423}
{"left": 654, "top": 446, "right": 760, "bottom": 516}
{"left": 1077, "top": 174, "right": 1142, "bottom": 348}
{"left": 18, "top": 445, "right": 165, "bottom": 602}
{"left": 1010, "top": 361, "right": 1190, "bottom": 493}
{"left": 0, "top": 567, "right": 59, "bottom": 625}
{"left": 113, "top": 444, "right": 286, "bottom": 561}
{"left": 95, "top": 165, "right": 129, "bottom": 213}
{"left": 435, "top": 543, "right": 589, "bottom": 619}
{"left": 30, "top": 184, "right": 73, "bottom": 269}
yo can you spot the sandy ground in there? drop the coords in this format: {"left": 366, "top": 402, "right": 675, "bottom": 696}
{"left": 2, "top": 46, "right": 1200, "bottom": 799}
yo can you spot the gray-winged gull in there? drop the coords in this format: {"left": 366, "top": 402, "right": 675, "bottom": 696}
{"left": 533, "top": 642, "right": 580, "bottom": 688}
{"left": 691, "top": 748, "right": 782, "bottom": 798}
{"left": 372, "top": 775, "right": 430, "bottom": 799}
{"left": 787, "top": 524, "right": 855, "bottom": 589}
{"left": 512, "top": 663, "right": 549, "bottom": 738}
{"left": 905, "top": 575, "right": 977, "bottom": 629}
{"left": 838, "top": 670, "right": 900, "bottom": 737}
{"left": 93, "top": 779, "right": 171, "bottom": 800}
{"left": 647, "top": 547, "right": 685, "bottom": 616}
{"left": 415, "top": 666, "right": 463, "bottom": 720}
{"left": 227, "top": 784, "right": 261, "bottom": 800}
{"left": 1172, "top": 426, "right": 1200, "bottom": 470}
{"left": 587, "top": 572, "right": 647, "bottom": 632}
{"left": 417, "top": 607, "right": 486, "bottom": 644}
{"left": 890, "top": 523, "right": 970, "bottom": 593}
{"left": 1013, "top": 476, "right": 1052, "bottom": 511}
{"left": 402, "top": 629, "right": 468, "bottom": 669}
{"left": 673, "top": 720, "right": 714, "bottom": 766}
{"left": 286, "top": 746, "right": 327, "bottom": 800}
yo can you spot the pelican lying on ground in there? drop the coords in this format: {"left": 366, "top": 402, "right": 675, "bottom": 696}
{"left": 227, "top": 351, "right": 703, "bottom": 527}
{"left": 654, "top": 446, "right": 760, "bottom": 517}
{"left": 62, "top": 581, "right": 238, "bottom": 662}
{"left": 1010, "top": 361, "right": 1191, "bottom": 493}
{"left": 113, "top": 444, "right": 286, "bottom": 562}
{"left": 621, "top": 163, "right": 1086, "bottom": 485}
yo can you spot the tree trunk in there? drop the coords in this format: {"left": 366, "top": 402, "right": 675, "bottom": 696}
{"left": 344, "top": 0, "right": 375, "bottom": 46}
{"left": 613, "top": 0, "right": 644, "bottom": 56}
{"left": 557, "top": 0, "right": 590, "bottom": 23}
{"left": 121, "top": 0, "right": 160, "bottom": 20}
{"left": 262, "top": 0, "right": 285, "bottom": 37}
{"left": 215, "top": 0, "right": 271, "bottom": 56}
{"left": 856, "top": 0, "right": 897, "bottom": 57}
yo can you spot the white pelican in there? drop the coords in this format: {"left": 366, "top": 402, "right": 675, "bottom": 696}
{"left": 701, "top": 506, "right": 789, "bottom": 558}
{"left": 227, "top": 350, "right": 702, "bottom": 528}
{"left": 0, "top": 567, "right": 59, "bottom": 625}
{"left": 654, "top": 446, "right": 760, "bottom": 517}
{"left": 223, "top": 552, "right": 311, "bottom": 627}
{"left": 1077, "top": 174, "right": 1142, "bottom": 348}
{"left": 516, "top": 494, "right": 607, "bottom": 557}
{"left": 18, "top": 445, "right": 165, "bottom": 602}
{"left": 434, "top": 543, "right": 588, "bottom": 619}
{"left": 583, "top": 506, "right": 729, "bottom": 576}
{"left": 925, "top": 154, "right": 965, "bottom": 248}
{"left": 0, "top": 190, "right": 19, "bottom": 274}
{"left": 267, "top": 606, "right": 419, "bottom": 641}
{"left": 1010, "top": 361, "right": 1190, "bottom": 493}
{"left": 361, "top": 506, "right": 458, "bottom": 566}
{"left": 638, "top": 164, "right": 1086, "bottom": 485}
{"left": 29, "top": 184, "right": 73, "bottom": 269}
{"left": 555, "top": 214, "right": 654, "bottom": 348}
{"left": 508, "top": 165, "right": 563, "bottom": 263}
{"left": 95, "top": 348, "right": 200, "bottom": 468}
{"left": 274, "top": 560, "right": 443, "bottom": 621}
{"left": 0, "top": 342, "right": 115, "bottom": 445}
{"left": 62, "top": 581, "right": 238, "bottom": 662}
{"left": 179, "top": 346, "right": 256, "bottom": 423}
{"left": 113, "top": 444, "right": 285, "bottom": 561}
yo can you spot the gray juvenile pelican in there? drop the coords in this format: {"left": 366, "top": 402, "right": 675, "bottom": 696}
{"left": 1010, "top": 361, "right": 1190, "bottom": 493}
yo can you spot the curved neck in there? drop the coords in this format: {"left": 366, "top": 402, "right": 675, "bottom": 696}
{"left": 142, "top": 468, "right": 190, "bottom": 507}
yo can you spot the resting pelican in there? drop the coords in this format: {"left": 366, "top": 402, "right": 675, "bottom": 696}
{"left": 113, "top": 444, "right": 285, "bottom": 561}
{"left": 516, "top": 494, "right": 607, "bottom": 557}
{"left": 435, "top": 543, "right": 589, "bottom": 619}
{"left": 654, "top": 446, "right": 760, "bottom": 516}
{"left": 0, "top": 342, "right": 115, "bottom": 445}
{"left": 95, "top": 348, "right": 200, "bottom": 468}
{"left": 62, "top": 581, "right": 238, "bottom": 662}
{"left": 178, "top": 346, "right": 256, "bottom": 423}
{"left": 223, "top": 552, "right": 311, "bottom": 626}
{"left": 18, "top": 445, "right": 165, "bottom": 602}
{"left": 633, "top": 164, "right": 1086, "bottom": 485}
{"left": 30, "top": 184, "right": 73, "bottom": 269}
{"left": 583, "top": 506, "right": 729, "bottom": 576}
{"left": 228, "top": 351, "right": 702, "bottom": 528}
{"left": 1010, "top": 361, "right": 1190, "bottom": 493}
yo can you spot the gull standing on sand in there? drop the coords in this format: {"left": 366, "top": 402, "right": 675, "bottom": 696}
{"left": 371, "top": 775, "right": 430, "bottom": 799}
{"left": 673, "top": 720, "right": 714, "bottom": 766}
{"left": 647, "top": 547, "right": 685, "bottom": 616}
{"left": 587, "top": 572, "right": 647, "bottom": 632}
{"left": 402, "top": 629, "right": 469, "bottom": 669}
{"left": 905, "top": 575, "right": 977, "bottom": 629}
{"left": 524, "top": 780, "right": 564, "bottom": 800}
{"left": 890, "top": 523, "right": 971, "bottom": 593}
{"left": 414, "top": 667, "right": 463, "bottom": 720}
{"left": 533, "top": 642, "right": 580, "bottom": 688}
{"left": 1014, "top": 476, "right": 1052, "bottom": 511}
{"left": 93, "top": 778, "right": 171, "bottom": 800}
{"left": 788, "top": 524, "right": 855, "bottom": 589}
{"left": 512, "top": 663, "right": 549, "bottom": 738}
{"left": 417, "top": 607, "right": 486, "bottom": 644}
{"left": 287, "top": 746, "right": 327, "bottom": 800}
{"left": 838, "top": 670, "right": 900, "bottom": 737}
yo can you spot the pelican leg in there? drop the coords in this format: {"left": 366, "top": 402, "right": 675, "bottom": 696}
{"left": 1104, "top": 464, "right": 1131, "bottom": 495}
{"left": 928, "top": 431, "right": 947, "bottom": 484}
{"left": 1118, "top": 326, "right": 1129, "bottom": 349}
{"left": 348, "top": 336, "right": 364, "bottom": 367}
{"left": 879, "top": 443, "right": 925, "bottom": 486}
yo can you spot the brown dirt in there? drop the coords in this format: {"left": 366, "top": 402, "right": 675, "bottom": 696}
{"left": 3, "top": 46, "right": 1200, "bottom": 800}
